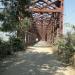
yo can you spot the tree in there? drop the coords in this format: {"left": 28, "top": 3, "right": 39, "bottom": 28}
{"left": 0, "top": 0, "right": 32, "bottom": 47}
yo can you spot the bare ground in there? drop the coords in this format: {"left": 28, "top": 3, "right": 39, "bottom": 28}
{"left": 0, "top": 43, "right": 75, "bottom": 75}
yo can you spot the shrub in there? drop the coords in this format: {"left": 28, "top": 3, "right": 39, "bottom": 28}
{"left": 58, "top": 32, "right": 75, "bottom": 65}
{"left": 0, "top": 39, "right": 12, "bottom": 58}
{"left": 9, "top": 37, "right": 24, "bottom": 52}
{"left": 0, "top": 36, "right": 25, "bottom": 59}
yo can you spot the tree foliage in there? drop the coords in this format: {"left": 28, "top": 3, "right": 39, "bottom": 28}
{"left": 58, "top": 27, "right": 75, "bottom": 65}
{"left": 0, "top": 0, "right": 32, "bottom": 32}
{"left": 0, "top": 0, "right": 32, "bottom": 59}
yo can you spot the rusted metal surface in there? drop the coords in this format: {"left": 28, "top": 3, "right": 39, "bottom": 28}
{"left": 29, "top": 0, "right": 64, "bottom": 43}
{"left": 31, "top": 8, "right": 63, "bottom": 13}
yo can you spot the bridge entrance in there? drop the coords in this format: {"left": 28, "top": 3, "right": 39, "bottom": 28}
{"left": 29, "top": 0, "right": 64, "bottom": 44}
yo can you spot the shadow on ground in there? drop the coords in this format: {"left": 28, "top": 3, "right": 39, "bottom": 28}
{"left": 0, "top": 46, "right": 73, "bottom": 75}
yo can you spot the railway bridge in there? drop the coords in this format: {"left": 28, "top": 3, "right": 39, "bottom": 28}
{"left": 28, "top": 0, "right": 64, "bottom": 44}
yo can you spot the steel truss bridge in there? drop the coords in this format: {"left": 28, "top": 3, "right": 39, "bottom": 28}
{"left": 29, "top": 0, "right": 64, "bottom": 44}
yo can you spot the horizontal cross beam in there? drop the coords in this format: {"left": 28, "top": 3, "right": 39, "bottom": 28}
{"left": 31, "top": 7, "right": 63, "bottom": 13}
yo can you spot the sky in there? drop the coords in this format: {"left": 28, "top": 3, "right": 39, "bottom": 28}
{"left": 64, "top": 0, "right": 75, "bottom": 24}
{"left": 64, "top": 0, "right": 75, "bottom": 33}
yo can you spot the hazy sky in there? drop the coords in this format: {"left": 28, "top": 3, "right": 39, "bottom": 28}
{"left": 64, "top": 0, "right": 75, "bottom": 24}
{"left": 63, "top": 0, "right": 75, "bottom": 33}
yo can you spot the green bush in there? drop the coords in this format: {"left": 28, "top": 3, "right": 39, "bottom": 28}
{"left": 58, "top": 32, "right": 75, "bottom": 65}
{"left": 10, "top": 37, "right": 24, "bottom": 52}
{"left": 0, "top": 39, "right": 12, "bottom": 58}
{"left": 0, "top": 36, "right": 25, "bottom": 59}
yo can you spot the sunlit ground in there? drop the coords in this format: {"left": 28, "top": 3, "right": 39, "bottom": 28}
{"left": 0, "top": 41, "right": 75, "bottom": 75}
{"left": 27, "top": 46, "right": 54, "bottom": 54}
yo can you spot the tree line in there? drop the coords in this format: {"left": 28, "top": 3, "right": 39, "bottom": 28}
{"left": 0, "top": 0, "right": 32, "bottom": 59}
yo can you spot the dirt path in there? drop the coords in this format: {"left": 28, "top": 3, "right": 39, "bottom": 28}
{"left": 0, "top": 45, "right": 75, "bottom": 75}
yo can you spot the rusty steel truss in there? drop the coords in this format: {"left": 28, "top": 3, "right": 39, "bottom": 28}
{"left": 29, "top": 0, "right": 64, "bottom": 44}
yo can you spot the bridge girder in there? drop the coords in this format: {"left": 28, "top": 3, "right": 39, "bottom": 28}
{"left": 30, "top": 0, "right": 64, "bottom": 43}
